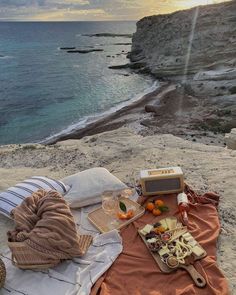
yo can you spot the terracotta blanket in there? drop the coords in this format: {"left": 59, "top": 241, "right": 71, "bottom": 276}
{"left": 91, "top": 186, "right": 229, "bottom": 295}
{"left": 8, "top": 189, "right": 92, "bottom": 263}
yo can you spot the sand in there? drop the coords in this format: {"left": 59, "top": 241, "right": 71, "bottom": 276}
{"left": 0, "top": 127, "right": 236, "bottom": 292}
{"left": 44, "top": 82, "right": 229, "bottom": 148}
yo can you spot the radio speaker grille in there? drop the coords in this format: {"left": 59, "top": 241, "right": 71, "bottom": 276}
{"left": 145, "top": 178, "right": 181, "bottom": 193}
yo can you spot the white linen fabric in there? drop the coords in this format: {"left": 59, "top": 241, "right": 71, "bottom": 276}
{"left": 62, "top": 167, "right": 127, "bottom": 208}
{"left": 1, "top": 202, "right": 124, "bottom": 295}
{"left": 0, "top": 176, "right": 69, "bottom": 218}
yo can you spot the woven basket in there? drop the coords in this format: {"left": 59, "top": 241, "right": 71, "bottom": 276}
{"left": 0, "top": 257, "right": 6, "bottom": 289}
{"left": 8, "top": 241, "right": 60, "bottom": 270}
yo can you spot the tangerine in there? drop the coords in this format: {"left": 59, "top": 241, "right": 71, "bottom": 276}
{"left": 154, "top": 199, "right": 164, "bottom": 207}
{"left": 146, "top": 202, "right": 155, "bottom": 211}
{"left": 126, "top": 209, "right": 134, "bottom": 219}
{"left": 152, "top": 208, "right": 162, "bottom": 216}
{"left": 117, "top": 212, "right": 127, "bottom": 220}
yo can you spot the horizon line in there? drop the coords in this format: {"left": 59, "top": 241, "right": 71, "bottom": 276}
{"left": 0, "top": 20, "right": 138, "bottom": 22}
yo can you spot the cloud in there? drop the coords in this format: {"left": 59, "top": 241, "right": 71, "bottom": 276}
{"left": 0, "top": 0, "right": 230, "bottom": 21}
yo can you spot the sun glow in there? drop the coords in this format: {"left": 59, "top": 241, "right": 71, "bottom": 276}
{"left": 177, "top": 0, "right": 224, "bottom": 10}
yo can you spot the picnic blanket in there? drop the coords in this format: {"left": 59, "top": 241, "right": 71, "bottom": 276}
{"left": 91, "top": 185, "right": 229, "bottom": 295}
{"left": 8, "top": 189, "right": 93, "bottom": 264}
{"left": 1, "top": 202, "right": 123, "bottom": 295}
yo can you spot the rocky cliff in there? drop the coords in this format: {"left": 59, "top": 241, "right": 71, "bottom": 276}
{"left": 129, "top": 1, "right": 236, "bottom": 135}
{"left": 130, "top": 0, "right": 236, "bottom": 80}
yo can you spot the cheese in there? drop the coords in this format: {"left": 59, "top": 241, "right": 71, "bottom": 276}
{"left": 192, "top": 245, "right": 205, "bottom": 257}
{"left": 182, "top": 233, "right": 191, "bottom": 239}
{"left": 159, "top": 219, "right": 168, "bottom": 230}
{"left": 139, "top": 224, "right": 153, "bottom": 235}
{"left": 188, "top": 239, "right": 197, "bottom": 247}
{"left": 165, "top": 217, "right": 177, "bottom": 231}
{"left": 158, "top": 247, "right": 170, "bottom": 256}
{"left": 147, "top": 238, "right": 157, "bottom": 244}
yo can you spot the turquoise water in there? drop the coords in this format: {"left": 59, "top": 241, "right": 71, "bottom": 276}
{"left": 0, "top": 21, "right": 154, "bottom": 145}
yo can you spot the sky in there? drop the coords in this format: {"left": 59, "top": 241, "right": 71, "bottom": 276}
{"left": 0, "top": 0, "right": 230, "bottom": 21}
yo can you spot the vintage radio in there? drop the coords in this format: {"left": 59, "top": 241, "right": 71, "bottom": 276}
{"left": 139, "top": 167, "right": 184, "bottom": 196}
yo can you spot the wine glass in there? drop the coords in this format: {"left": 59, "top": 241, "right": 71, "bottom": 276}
{"left": 115, "top": 187, "right": 137, "bottom": 200}
{"left": 102, "top": 190, "right": 119, "bottom": 229}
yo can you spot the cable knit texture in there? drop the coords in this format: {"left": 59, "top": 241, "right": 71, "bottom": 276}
{"left": 7, "top": 189, "right": 92, "bottom": 264}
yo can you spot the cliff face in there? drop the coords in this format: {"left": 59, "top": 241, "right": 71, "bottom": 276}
{"left": 130, "top": 1, "right": 236, "bottom": 133}
{"left": 130, "top": 1, "right": 236, "bottom": 79}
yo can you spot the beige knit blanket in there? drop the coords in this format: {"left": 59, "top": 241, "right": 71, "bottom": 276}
{"left": 7, "top": 189, "right": 92, "bottom": 262}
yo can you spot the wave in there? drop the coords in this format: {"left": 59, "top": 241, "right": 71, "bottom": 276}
{"left": 0, "top": 55, "right": 14, "bottom": 59}
{"left": 41, "top": 80, "right": 159, "bottom": 144}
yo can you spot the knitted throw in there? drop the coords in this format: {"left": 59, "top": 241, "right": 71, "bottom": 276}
{"left": 8, "top": 189, "right": 92, "bottom": 262}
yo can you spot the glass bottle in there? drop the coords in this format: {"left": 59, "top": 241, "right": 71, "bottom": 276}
{"left": 177, "top": 192, "right": 190, "bottom": 225}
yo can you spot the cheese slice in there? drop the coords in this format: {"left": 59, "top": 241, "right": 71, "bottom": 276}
{"left": 159, "top": 219, "right": 168, "bottom": 230}
{"left": 192, "top": 245, "right": 205, "bottom": 257}
{"left": 188, "top": 239, "right": 197, "bottom": 247}
{"left": 139, "top": 224, "right": 153, "bottom": 235}
{"left": 166, "top": 217, "right": 177, "bottom": 231}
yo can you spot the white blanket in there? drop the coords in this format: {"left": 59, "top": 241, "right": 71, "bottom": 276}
{"left": 1, "top": 204, "right": 123, "bottom": 295}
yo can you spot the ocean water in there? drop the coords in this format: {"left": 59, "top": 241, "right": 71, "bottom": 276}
{"left": 0, "top": 21, "right": 155, "bottom": 145}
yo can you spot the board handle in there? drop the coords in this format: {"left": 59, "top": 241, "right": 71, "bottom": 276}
{"left": 181, "top": 264, "right": 206, "bottom": 288}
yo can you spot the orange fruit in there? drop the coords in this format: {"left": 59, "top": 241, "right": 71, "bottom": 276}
{"left": 126, "top": 209, "right": 134, "bottom": 219}
{"left": 152, "top": 208, "right": 162, "bottom": 216}
{"left": 154, "top": 199, "right": 164, "bottom": 207}
{"left": 117, "top": 212, "right": 127, "bottom": 220}
{"left": 146, "top": 202, "right": 155, "bottom": 211}
{"left": 117, "top": 209, "right": 134, "bottom": 220}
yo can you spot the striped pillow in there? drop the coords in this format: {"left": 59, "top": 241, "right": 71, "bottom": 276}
{"left": 0, "top": 176, "right": 69, "bottom": 218}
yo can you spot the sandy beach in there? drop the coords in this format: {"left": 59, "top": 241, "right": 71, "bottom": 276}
{"left": 44, "top": 81, "right": 228, "bottom": 148}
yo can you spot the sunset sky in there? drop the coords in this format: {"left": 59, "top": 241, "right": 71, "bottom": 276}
{"left": 0, "top": 0, "right": 230, "bottom": 21}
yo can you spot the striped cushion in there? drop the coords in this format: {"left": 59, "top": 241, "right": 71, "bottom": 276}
{"left": 0, "top": 176, "right": 69, "bottom": 218}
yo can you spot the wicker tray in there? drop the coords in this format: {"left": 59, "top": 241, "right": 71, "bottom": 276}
{"left": 88, "top": 198, "right": 145, "bottom": 233}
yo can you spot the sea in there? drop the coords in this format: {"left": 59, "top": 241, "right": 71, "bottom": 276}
{"left": 0, "top": 21, "right": 156, "bottom": 145}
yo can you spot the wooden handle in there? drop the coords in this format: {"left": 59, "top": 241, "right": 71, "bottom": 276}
{"left": 180, "top": 264, "right": 206, "bottom": 288}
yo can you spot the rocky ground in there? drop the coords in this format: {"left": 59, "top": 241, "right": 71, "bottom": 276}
{"left": 0, "top": 128, "right": 236, "bottom": 292}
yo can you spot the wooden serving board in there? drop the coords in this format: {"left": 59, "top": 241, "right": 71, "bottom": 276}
{"left": 88, "top": 198, "right": 145, "bottom": 233}
{"left": 138, "top": 221, "right": 207, "bottom": 288}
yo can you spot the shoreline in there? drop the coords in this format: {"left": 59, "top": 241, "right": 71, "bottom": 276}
{"left": 43, "top": 80, "right": 227, "bottom": 147}
{"left": 42, "top": 81, "right": 168, "bottom": 144}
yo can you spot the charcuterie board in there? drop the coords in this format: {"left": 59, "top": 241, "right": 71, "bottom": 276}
{"left": 138, "top": 217, "right": 207, "bottom": 288}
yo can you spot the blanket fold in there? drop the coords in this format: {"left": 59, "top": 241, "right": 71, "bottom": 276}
{"left": 8, "top": 189, "right": 92, "bottom": 267}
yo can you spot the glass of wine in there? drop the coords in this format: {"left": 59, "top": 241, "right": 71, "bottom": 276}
{"left": 102, "top": 190, "right": 119, "bottom": 229}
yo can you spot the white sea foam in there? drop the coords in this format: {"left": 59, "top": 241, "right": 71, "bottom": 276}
{"left": 0, "top": 55, "right": 14, "bottom": 59}
{"left": 41, "top": 80, "right": 159, "bottom": 144}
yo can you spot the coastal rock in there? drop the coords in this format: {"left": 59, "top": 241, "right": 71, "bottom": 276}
{"left": 145, "top": 104, "right": 160, "bottom": 114}
{"left": 82, "top": 33, "right": 132, "bottom": 38}
{"left": 113, "top": 43, "right": 132, "bottom": 46}
{"left": 108, "top": 62, "right": 146, "bottom": 70}
{"left": 225, "top": 128, "right": 236, "bottom": 150}
{"left": 130, "top": 1, "right": 236, "bottom": 78}
{"left": 108, "top": 64, "right": 130, "bottom": 69}
{"left": 60, "top": 47, "right": 76, "bottom": 50}
{"left": 67, "top": 49, "right": 104, "bottom": 54}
